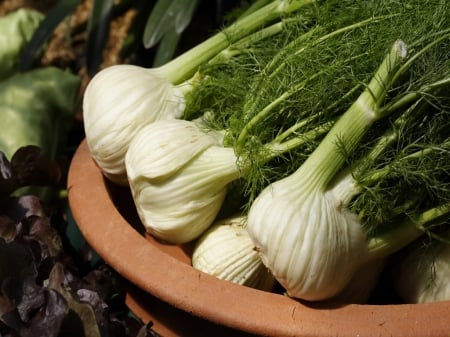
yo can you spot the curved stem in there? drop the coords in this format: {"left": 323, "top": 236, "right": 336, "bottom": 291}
{"left": 157, "top": 0, "right": 315, "bottom": 84}
{"left": 263, "top": 120, "right": 333, "bottom": 161}
{"left": 380, "top": 77, "right": 450, "bottom": 117}
{"left": 267, "top": 14, "right": 397, "bottom": 84}
{"left": 290, "top": 40, "right": 407, "bottom": 189}
{"left": 390, "top": 31, "right": 450, "bottom": 87}
{"left": 176, "top": 20, "right": 291, "bottom": 99}
{"left": 207, "top": 20, "right": 287, "bottom": 65}
{"left": 273, "top": 114, "right": 320, "bottom": 143}
{"left": 235, "top": 72, "right": 321, "bottom": 153}
{"left": 332, "top": 98, "right": 448, "bottom": 205}
{"left": 361, "top": 139, "right": 450, "bottom": 187}
{"left": 366, "top": 203, "right": 450, "bottom": 261}
{"left": 238, "top": 15, "right": 395, "bottom": 138}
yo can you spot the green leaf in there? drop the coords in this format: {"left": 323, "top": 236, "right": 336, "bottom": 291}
{"left": 172, "top": 0, "right": 200, "bottom": 33}
{"left": 118, "top": 1, "right": 155, "bottom": 60}
{"left": 143, "top": 0, "right": 175, "bottom": 49}
{"left": 48, "top": 263, "right": 102, "bottom": 337}
{"left": 0, "top": 67, "right": 80, "bottom": 160}
{"left": 19, "top": 0, "right": 81, "bottom": 71}
{"left": 86, "top": 0, "right": 114, "bottom": 76}
{"left": 143, "top": 0, "right": 200, "bottom": 49}
{"left": 238, "top": 0, "right": 273, "bottom": 19}
{"left": 152, "top": 26, "right": 182, "bottom": 66}
{"left": 0, "top": 67, "right": 80, "bottom": 201}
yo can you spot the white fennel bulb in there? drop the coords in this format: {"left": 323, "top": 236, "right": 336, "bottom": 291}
{"left": 82, "top": 0, "right": 313, "bottom": 185}
{"left": 393, "top": 239, "right": 450, "bottom": 304}
{"left": 192, "top": 215, "right": 276, "bottom": 291}
{"left": 247, "top": 172, "right": 367, "bottom": 301}
{"left": 83, "top": 65, "right": 185, "bottom": 185}
{"left": 125, "top": 119, "right": 241, "bottom": 244}
{"left": 247, "top": 42, "right": 407, "bottom": 301}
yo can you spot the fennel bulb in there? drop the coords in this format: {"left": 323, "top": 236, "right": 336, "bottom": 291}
{"left": 83, "top": 65, "right": 185, "bottom": 185}
{"left": 248, "top": 24, "right": 450, "bottom": 300}
{"left": 83, "top": 0, "right": 314, "bottom": 185}
{"left": 125, "top": 119, "right": 241, "bottom": 244}
{"left": 393, "top": 237, "right": 450, "bottom": 304}
{"left": 247, "top": 41, "right": 408, "bottom": 301}
{"left": 192, "top": 215, "right": 276, "bottom": 291}
{"left": 248, "top": 172, "right": 368, "bottom": 300}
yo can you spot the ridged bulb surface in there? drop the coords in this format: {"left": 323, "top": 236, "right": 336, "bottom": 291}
{"left": 394, "top": 242, "right": 450, "bottom": 303}
{"left": 126, "top": 119, "right": 241, "bottom": 244}
{"left": 83, "top": 65, "right": 185, "bottom": 185}
{"left": 192, "top": 215, "right": 276, "bottom": 291}
{"left": 247, "top": 172, "right": 367, "bottom": 301}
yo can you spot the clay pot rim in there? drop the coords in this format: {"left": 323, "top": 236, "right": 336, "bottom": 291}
{"left": 68, "top": 139, "right": 450, "bottom": 337}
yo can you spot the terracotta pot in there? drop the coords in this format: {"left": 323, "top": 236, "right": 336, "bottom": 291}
{"left": 68, "top": 139, "right": 450, "bottom": 337}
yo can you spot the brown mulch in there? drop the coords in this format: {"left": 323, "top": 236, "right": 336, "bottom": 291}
{"left": 0, "top": 0, "right": 56, "bottom": 15}
{"left": 0, "top": 0, "right": 137, "bottom": 120}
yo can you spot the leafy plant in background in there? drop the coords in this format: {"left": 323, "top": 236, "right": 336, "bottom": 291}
{"left": 0, "top": 1, "right": 254, "bottom": 336}
{"left": 141, "top": 0, "right": 201, "bottom": 67}
{"left": 0, "top": 9, "right": 125, "bottom": 337}
{"left": 0, "top": 8, "right": 80, "bottom": 203}
{"left": 1, "top": 0, "right": 249, "bottom": 194}
{"left": 0, "top": 147, "right": 159, "bottom": 337}
{"left": 0, "top": 8, "right": 43, "bottom": 80}
{"left": 19, "top": 0, "right": 250, "bottom": 76}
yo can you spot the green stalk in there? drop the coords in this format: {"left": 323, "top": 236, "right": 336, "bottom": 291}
{"left": 177, "top": 20, "right": 288, "bottom": 97}
{"left": 273, "top": 114, "right": 323, "bottom": 143}
{"left": 289, "top": 40, "right": 408, "bottom": 189}
{"left": 227, "top": 82, "right": 361, "bottom": 176}
{"left": 240, "top": 17, "right": 385, "bottom": 124}
{"left": 228, "top": 120, "right": 333, "bottom": 176}
{"left": 366, "top": 203, "right": 450, "bottom": 260}
{"left": 346, "top": 96, "right": 425, "bottom": 180}
{"left": 265, "top": 15, "right": 397, "bottom": 83}
{"left": 390, "top": 30, "right": 450, "bottom": 87}
{"left": 380, "top": 77, "right": 450, "bottom": 116}
{"left": 271, "top": 83, "right": 362, "bottom": 144}
{"left": 235, "top": 70, "right": 323, "bottom": 153}
{"left": 238, "top": 0, "right": 274, "bottom": 19}
{"left": 236, "top": 83, "right": 362, "bottom": 168}
{"left": 207, "top": 20, "right": 287, "bottom": 65}
{"left": 263, "top": 120, "right": 333, "bottom": 160}
{"left": 157, "top": 0, "right": 315, "bottom": 84}
{"left": 236, "top": 52, "right": 367, "bottom": 154}
{"left": 360, "top": 141, "right": 450, "bottom": 187}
